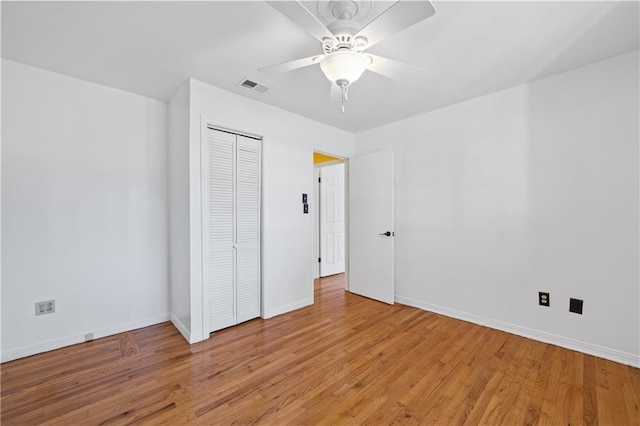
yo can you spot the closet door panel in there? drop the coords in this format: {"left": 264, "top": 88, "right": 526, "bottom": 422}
{"left": 205, "top": 129, "right": 236, "bottom": 332}
{"left": 235, "top": 136, "right": 261, "bottom": 323}
{"left": 236, "top": 246, "right": 260, "bottom": 323}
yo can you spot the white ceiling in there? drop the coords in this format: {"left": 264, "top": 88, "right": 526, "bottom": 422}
{"left": 2, "top": 1, "right": 638, "bottom": 133}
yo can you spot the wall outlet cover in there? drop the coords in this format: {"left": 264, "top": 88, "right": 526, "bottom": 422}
{"left": 539, "top": 292, "right": 550, "bottom": 307}
{"left": 35, "top": 300, "right": 55, "bottom": 316}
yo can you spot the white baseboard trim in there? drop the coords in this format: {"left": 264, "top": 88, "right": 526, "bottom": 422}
{"left": 395, "top": 295, "right": 640, "bottom": 368}
{"left": 169, "top": 314, "right": 206, "bottom": 344}
{"left": 264, "top": 297, "right": 313, "bottom": 319}
{"left": 170, "top": 314, "right": 191, "bottom": 343}
{"left": 1, "top": 313, "right": 171, "bottom": 363}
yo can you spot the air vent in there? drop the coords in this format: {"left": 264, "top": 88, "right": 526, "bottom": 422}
{"left": 238, "top": 78, "right": 269, "bottom": 94}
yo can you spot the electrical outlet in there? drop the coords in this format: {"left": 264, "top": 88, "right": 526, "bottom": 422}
{"left": 538, "top": 292, "right": 550, "bottom": 307}
{"left": 569, "top": 298, "right": 583, "bottom": 314}
{"left": 35, "top": 300, "right": 55, "bottom": 316}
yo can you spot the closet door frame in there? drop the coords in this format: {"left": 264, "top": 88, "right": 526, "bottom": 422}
{"left": 200, "top": 117, "right": 263, "bottom": 337}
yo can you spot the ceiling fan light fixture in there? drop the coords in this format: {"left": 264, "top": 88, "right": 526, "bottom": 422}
{"left": 319, "top": 50, "right": 370, "bottom": 86}
{"left": 264, "top": 0, "right": 436, "bottom": 115}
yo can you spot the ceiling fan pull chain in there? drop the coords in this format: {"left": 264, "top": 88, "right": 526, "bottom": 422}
{"left": 340, "top": 81, "right": 348, "bottom": 114}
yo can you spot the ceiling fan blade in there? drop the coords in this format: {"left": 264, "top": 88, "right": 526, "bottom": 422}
{"left": 259, "top": 55, "right": 321, "bottom": 74}
{"left": 267, "top": 1, "right": 334, "bottom": 43}
{"left": 366, "top": 54, "right": 425, "bottom": 82}
{"left": 355, "top": 1, "right": 436, "bottom": 50}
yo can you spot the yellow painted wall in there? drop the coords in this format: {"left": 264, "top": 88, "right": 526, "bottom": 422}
{"left": 314, "top": 152, "right": 343, "bottom": 164}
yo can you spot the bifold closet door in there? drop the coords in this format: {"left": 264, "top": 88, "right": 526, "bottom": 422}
{"left": 235, "top": 136, "right": 261, "bottom": 324}
{"left": 204, "top": 128, "right": 261, "bottom": 333}
{"left": 205, "top": 129, "right": 237, "bottom": 332}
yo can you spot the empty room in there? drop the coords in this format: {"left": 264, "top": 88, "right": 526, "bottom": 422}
{"left": 1, "top": 1, "right": 639, "bottom": 424}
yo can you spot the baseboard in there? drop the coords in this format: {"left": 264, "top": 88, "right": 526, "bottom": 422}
{"left": 1, "top": 313, "right": 171, "bottom": 363}
{"left": 264, "top": 297, "right": 313, "bottom": 319}
{"left": 395, "top": 295, "right": 640, "bottom": 368}
{"left": 170, "top": 314, "right": 191, "bottom": 343}
{"left": 169, "top": 314, "right": 205, "bottom": 344}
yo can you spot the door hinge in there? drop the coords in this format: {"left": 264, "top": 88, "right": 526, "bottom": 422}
{"left": 318, "top": 177, "right": 321, "bottom": 183}
{"left": 318, "top": 257, "right": 321, "bottom": 263}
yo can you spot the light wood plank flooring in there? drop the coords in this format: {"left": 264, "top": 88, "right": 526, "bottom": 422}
{"left": 2, "top": 274, "right": 639, "bottom": 425}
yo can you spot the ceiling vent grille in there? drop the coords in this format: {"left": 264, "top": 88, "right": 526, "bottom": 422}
{"left": 239, "top": 78, "right": 269, "bottom": 94}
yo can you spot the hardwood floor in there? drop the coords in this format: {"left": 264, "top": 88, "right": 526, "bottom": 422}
{"left": 2, "top": 274, "right": 639, "bottom": 425}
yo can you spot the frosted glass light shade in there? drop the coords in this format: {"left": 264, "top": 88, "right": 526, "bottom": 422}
{"left": 320, "top": 50, "right": 370, "bottom": 85}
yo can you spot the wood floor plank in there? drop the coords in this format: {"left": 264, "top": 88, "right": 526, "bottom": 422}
{"left": 583, "top": 352, "right": 600, "bottom": 425}
{"left": 499, "top": 340, "right": 545, "bottom": 425}
{"left": 1, "top": 273, "right": 638, "bottom": 425}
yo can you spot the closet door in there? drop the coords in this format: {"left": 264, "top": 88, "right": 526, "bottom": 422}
{"left": 235, "top": 136, "right": 261, "bottom": 323}
{"left": 204, "top": 129, "right": 236, "bottom": 332}
{"left": 204, "top": 128, "right": 261, "bottom": 334}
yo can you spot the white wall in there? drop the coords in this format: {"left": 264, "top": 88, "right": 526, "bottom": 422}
{"left": 1, "top": 60, "right": 170, "bottom": 361}
{"left": 0, "top": 15, "right": 4, "bottom": 360}
{"left": 168, "top": 82, "right": 192, "bottom": 339}
{"left": 5, "top": 48, "right": 634, "bottom": 368}
{"left": 181, "top": 79, "right": 353, "bottom": 341}
{"left": 355, "top": 51, "right": 639, "bottom": 366}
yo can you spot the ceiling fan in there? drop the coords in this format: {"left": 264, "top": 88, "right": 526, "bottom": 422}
{"left": 261, "top": 0, "right": 436, "bottom": 113}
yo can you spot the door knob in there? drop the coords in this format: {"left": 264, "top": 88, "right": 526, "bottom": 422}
{"left": 379, "top": 231, "right": 392, "bottom": 237}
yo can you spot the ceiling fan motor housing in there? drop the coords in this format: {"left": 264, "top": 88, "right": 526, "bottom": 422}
{"left": 322, "top": 33, "right": 368, "bottom": 54}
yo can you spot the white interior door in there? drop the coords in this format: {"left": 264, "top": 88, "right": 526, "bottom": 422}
{"left": 320, "top": 163, "right": 345, "bottom": 277}
{"left": 348, "top": 150, "right": 394, "bottom": 304}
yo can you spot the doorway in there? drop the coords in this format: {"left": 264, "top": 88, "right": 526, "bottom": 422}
{"left": 311, "top": 149, "right": 395, "bottom": 306}
{"left": 313, "top": 151, "right": 346, "bottom": 280}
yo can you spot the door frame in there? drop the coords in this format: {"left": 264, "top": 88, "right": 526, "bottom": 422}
{"left": 311, "top": 150, "right": 349, "bottom": 300}
{"left": 315, "top": 160, "right": 347, "bottom": 279}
